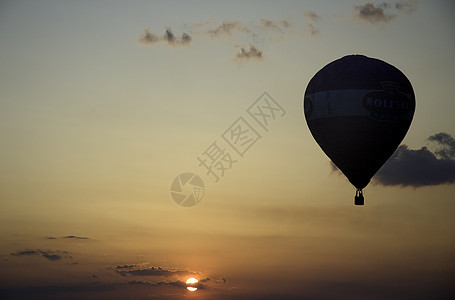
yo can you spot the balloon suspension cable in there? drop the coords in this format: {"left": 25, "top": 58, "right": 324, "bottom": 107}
{"left": 354, "top": 189, "right": 364, "bottom": 206}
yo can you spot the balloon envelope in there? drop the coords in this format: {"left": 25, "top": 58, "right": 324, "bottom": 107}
{"left": 304, "top": 55, "right": 415, "bottom": 190}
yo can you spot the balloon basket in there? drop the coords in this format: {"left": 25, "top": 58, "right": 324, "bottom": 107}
{"left": 355, "top": 189, "right": 364, "bottom": 206}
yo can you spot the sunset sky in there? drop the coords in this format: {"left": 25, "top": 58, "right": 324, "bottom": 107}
{"left": 1, "top": 0, "right": 454, "bottom": 299}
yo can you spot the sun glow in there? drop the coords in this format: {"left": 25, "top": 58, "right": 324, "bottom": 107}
{"left": 186, "top": 278, "right": 198, "bottom": 292}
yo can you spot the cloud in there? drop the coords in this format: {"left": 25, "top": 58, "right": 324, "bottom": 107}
{"left": 258, "top": 19, "right": 296, "bottom": 40}
{"left": 127, "top": 276, "right": 226, "bottom": 290}
{"left": 181, "top": 32, "right": 192, "bottom": 45}
{"left": 140, "top": 18, "right": 295, "bottom": 61}
{"left": 428, "top": 132, "right": 455, "bottom": 160}
{"left": 373, "top": 132, "right": 455, "bottom": 187}
{"left": 128, "top": 280, "right": 188, "bottom": 288}
{"left": 235, "top": 45, "right": 263, "bottom": 61}
{"left": 139, "top": 17, "right": 293, "bottom": 61}
{"left": 354, "top": 3, "right": 396, "bottom": 24}
{"left": 279, "top": 20, "right": 292, "bottom": 28}
{"left": 259, "top": 19, "right": 282, "bottom": 32}
{"left": 40, "top": 252, "right": 62, "bottom": 261}
{"left": 139, "top": 27, "right": 192, "bottom": 46}
{"left": 116, "top": 265, "right": 196, "bottom": 277}
{"left": 304, "top": 11, "right": 321, "bottom": 36}
{"left": 44, "top": 235, "right": 90, "bottom": 240}
{"left": 308, "top": 24, "right": 320, "bottom": 36}
{"left": 201, "top": 18, "right": 292, "bottom": 38}
{"left": 63, "top": 235, "right": 90, "bottom": 239}
{"left": 395, "top": 0, "right": 418, "bottom": 14}
{"left": 128, "top": 277, "right": 227, "bottom": 289}
{"left": 164, "top": 27, "right": 176, "bottom": 44}
{"left": 208, "top": 21, "right": 250, "bottom": 37}
{"left": 199, "top": 277, "right": 228, "bottom": 284}
{"left": 10, "top": 249, "right": 69, "bottom": 261}
{"left": 304, "top": 11, "right": 320, "bottom": 23}
{"left": 354, "top": 1, "right": 418, "bottom": 24}
{"left": 116, "top": 264, "right": 138, "bottom": 269}
{"left": 140, "top": 28, "right": 161, "bottom": 45}
{"left": 10, "top": 250, "right": 39, "bottom": 257}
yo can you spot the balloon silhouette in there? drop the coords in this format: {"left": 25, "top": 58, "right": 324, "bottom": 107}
{"left": 304, "top": 55, "right": 415, "bottom": 205}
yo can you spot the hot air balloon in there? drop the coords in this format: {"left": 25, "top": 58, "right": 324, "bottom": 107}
{"left": 303, "top": 55, "right": 415, "bottom": 205}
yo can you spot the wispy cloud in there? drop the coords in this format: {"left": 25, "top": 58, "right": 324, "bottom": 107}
{"left": 10, "top": 249, "right": 70, "bottom": 262}
{"left": 304, "top": 11, "right": 320, "bottom": 23}
{"left": 10, "top": 250, "right": 40, "bottom": 257}
{"left": 354, "top": 3, "right": 396, "bottom": 24}
{"left": 354, "top": 1, "right": 418, "bottom": 24}
{"left": 374, "top": 132, "right": 455, "bottom": 187}
{"left": 395, "top": 0, "right": 418, "bottom": 14}
{"left": 128, "top": 280, "right": 188, "bottom": 288}
{"left": 235, "top": 45, "right": 263, "bottom": 61}
{"left": 180, "top": 32, "right": 192, "bottom": 45}
{"left": 45, "top": 235, "right": 90, "bottom": 240}
{"left": 64, "top": 235, "right": 90, "bottom": 239}
{"left": 304, "top": 11, "right": 321, "bottom": 36}
{"left": 139, "top": 28, "right": 160, "bottom": 45}
{"left": 116, "top": 264, "right": 137, "bottom": 269}
{"left": 140, "top": 18, "right": 296, "bottom": 62}
{"left": 279, "top": 19, "right": 292, "bottom": 28}
{"left": 308, "top": 24, "right": 320, "bottom": 36}
{"left": 116, "top": 265, "right": 196, "bottom": 277}
{"left": 163, "top": 27, "right": 176, "bottom": 44}
{"left": 199, "top": 277, "right": 228, "bottom": 284}
{"left": 40, "top": 252, "right": 62, "bottom": 261}
{"left": 139, "top": 27, "right": 192, "bottom": 47}
{"left": 208, "top": 20, "right": 250, "bottom": 37}
{"left": 127, "top": 276, "right": 226, "bottom": 289}
{"left": 259, "top": 19, "right": 282, "bottom": 32}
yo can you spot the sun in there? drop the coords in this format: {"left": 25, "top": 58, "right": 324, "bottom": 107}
{"left": 186, "top": 277, "right": 198, "bottom": 292}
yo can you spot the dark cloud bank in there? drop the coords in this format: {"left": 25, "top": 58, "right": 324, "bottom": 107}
{"left": 374, "top": 132, "right": 455, "bottom": 187}
{"left": 331, "top": 132, "right": 455, "bottom": 187}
